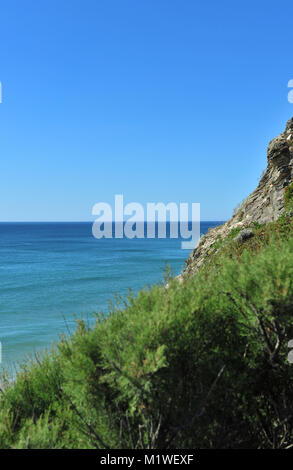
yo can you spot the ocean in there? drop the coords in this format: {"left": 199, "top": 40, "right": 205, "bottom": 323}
{"left": 0, "top": 221, "right": 223, "bottom": 371}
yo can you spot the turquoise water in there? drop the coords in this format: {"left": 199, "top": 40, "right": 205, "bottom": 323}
{"left": 0, "top": 222, "right": 222, "bottom": 370}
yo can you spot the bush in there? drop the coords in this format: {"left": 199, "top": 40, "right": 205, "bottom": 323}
{"left": 1, "top": 217, "right": 293, "bottom": 448}
{"left": 284, "top": 182, "right": 293, "bottom": 209}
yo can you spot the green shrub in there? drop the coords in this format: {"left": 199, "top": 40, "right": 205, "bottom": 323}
{"left": 1, "top": 216, "right": 293, "bottom": 449}
{"left": 284, "top": 182, "right": 293, "bottom": 209}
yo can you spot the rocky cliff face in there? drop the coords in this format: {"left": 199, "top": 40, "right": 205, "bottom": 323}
{"left": 182, "top": 117, "right": 293, "bottom": 276}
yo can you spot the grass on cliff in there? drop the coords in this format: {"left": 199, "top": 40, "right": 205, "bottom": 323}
{"left": 1, "top": 188, "right": 293, "bottom": 449}
{"left": 200, "top": 183, "right": 293, "bottom": 270}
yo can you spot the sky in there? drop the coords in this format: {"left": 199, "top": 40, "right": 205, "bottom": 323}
{"left": 0, "top": 0, "right": 292, "bottom": 221}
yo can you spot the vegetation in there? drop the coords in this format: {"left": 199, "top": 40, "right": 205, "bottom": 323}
{"left": 1, "top": 187, "right": 293, "bottom": 449}
{"left": 284, "top": 182, "right": 293, "bottom": 211}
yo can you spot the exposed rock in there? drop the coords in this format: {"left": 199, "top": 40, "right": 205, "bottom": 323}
{"left": 234, "top": 229, "right": 254, "bottom": 243}
{"left": 180, "top": 117, "right": 293, "bottom": 278}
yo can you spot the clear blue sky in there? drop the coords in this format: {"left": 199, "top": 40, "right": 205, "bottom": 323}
{"left": 0, "top": 0, "right": 292, "bottom": 221}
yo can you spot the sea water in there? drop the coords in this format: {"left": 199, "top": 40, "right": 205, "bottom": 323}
{"left": 0, "top": 222, "right": 223, "bottom": 370}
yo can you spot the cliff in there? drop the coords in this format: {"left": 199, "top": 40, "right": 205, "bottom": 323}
{"left": 182, "top": 117, "right": 293, "bottom": 276}
{"left": 1, "top": 118, "right": 293, "bottom": 449}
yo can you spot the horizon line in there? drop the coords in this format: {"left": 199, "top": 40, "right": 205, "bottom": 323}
{"left": 0, "top": 220, "right": 226, "bottom": 223}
